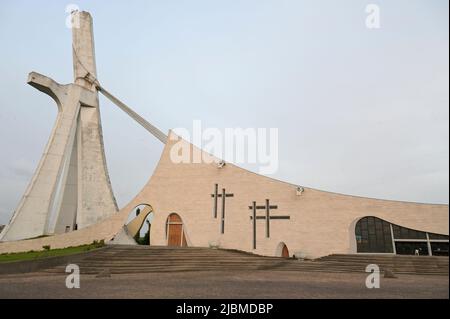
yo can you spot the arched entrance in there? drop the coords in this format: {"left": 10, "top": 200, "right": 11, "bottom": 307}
{"left": 166, "top": 213, "right": 187, "bottom": 247}
{"left": 276, "top": 242, "right": 290, "bottom": 258}
{"left": 281, "top": 243, "right": 289, "bottom": 258}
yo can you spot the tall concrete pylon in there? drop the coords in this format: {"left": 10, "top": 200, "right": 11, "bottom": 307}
{"left": 0, "top": 11, "right": 118, "bottom": 241}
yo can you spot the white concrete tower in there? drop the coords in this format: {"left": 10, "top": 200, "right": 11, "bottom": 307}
{"left": 0, "top": 11, "right": 118, "bottom": 241}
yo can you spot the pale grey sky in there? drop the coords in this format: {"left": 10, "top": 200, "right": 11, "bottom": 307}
{"left": 0, "top": 0, "right": 448, "bottom": 224}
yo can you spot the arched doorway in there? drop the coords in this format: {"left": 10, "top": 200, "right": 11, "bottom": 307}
{"left": 281, "top": 243, "right": 289, "bottom": 258}
{"left": 276, "top": 242, "right": 290, "bottom": 258}
{"left": 166, "top": 213, "right": 187, "bottom": 247}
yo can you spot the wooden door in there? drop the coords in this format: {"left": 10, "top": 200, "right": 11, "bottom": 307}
{"left": 166, "top": 213, "right": 186, "bottom": 247}
{"left": 281, "top": 244, "right": 289, "bottom": 258}
{"left": 168, "top": 223, "right": 182, "bottom": 246}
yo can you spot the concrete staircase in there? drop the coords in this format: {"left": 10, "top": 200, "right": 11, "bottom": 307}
{"left": 315, "top": 254, "right": 449, "bottom": 276}
{"left": 40, "top": 246, "right": 449, "bottom": 276}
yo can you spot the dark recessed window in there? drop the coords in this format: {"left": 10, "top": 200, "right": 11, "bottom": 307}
{"left": 356, "top": 216, "right": 449, "bottom": 256}
{"left": 392, "top": 224, "right": 427, "bottom": 240}
{"left": 395, "top": 241, "right": 429, "bottom": 255}
{"left": 355, "top": 217, "right": 393, "bottom": 253}
{"left": 428, "top": 233, "right": 449, "bottom": 240}
{"left": 430, "top": 242, "right": 449, "bottom": 256}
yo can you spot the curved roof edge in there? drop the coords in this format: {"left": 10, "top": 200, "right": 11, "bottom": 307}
{"left": 166, "top": 130, "right": 449, "bottom": 207}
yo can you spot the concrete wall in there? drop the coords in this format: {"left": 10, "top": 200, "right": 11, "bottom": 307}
{"left": 1, "top": 131, "right": 447, "bottom": 258}
{"left": 142, "top": 134, "right": 449, "bottom": 258}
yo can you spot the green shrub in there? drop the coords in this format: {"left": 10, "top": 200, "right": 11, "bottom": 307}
{"left": 91, "top": 239, "right": 106, "bottom": 248}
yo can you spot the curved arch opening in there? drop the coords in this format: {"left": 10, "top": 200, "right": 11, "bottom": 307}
{"left": 275, "top": 242, "right": 290, "bottom": 258}
{"left": 125, "top": 204, "right": 153, "bottom": 245}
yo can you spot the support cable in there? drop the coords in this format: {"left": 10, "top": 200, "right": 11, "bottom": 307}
{"left": 72, "top": 45, "right": 167, "bottom": 143}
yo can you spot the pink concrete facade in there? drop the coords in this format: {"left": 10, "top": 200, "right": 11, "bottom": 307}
{"left": 0, "top": 132, "right": 448, "bottom": 258}
{"left": 137, "top": 134, "right": 449, "bottom": 258}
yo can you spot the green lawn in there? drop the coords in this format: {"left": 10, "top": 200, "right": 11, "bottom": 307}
{"left": 0, "top": 241, "right": 105, "bottom": 263}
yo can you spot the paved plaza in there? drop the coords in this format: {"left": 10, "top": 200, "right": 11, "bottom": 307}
{"left": 0, "top": 270, "right": 447, "bottom": 299}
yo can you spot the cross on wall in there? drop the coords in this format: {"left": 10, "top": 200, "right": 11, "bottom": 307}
{"left": 248, "top": 199, "right": 290, "bottom": 249}
{"left": 211, "top": 184, "right": 234, "bottom": 234}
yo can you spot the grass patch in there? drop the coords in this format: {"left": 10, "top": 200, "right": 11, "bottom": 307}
{"left": 0, "top": 240, "right": 105, "bottom": 263}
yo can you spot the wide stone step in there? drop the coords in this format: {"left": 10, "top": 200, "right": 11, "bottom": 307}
{"left": 43, "top": 261, "right": 449, "bottom": 274}
{"left": 43, "top": 265, "right": 448, "bottom": 276}
{"left": 77, "top": 259, "right": 279, "bottom": 266}
{"left": 82, "top": 253, "right": 275, "bottom": 258}
{"left": 69, "top": 263, "right": 285, "bottom": 269}
{"left": 312, "top": 254, "right": 448, "bottom": 275}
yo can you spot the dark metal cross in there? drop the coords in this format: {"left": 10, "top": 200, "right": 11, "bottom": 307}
{"left": 211, "top": 184, "right": 234, "bottom": 233}
{"left": 248, "top": 199, "right": 290, "bottom": 249}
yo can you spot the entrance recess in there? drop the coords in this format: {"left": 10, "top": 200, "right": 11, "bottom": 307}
{"left": 276, "top": 242, "right": 290, "bottom": 258}
{"left": 166, "top": 213, "right": 187, "bottom": 247}
{"left": 281, "top": 244, "right": 289, "bottom": 258}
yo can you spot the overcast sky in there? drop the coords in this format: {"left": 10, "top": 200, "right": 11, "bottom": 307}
{"left": 0, "top": 0, "right": 448, "bottom": 224}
